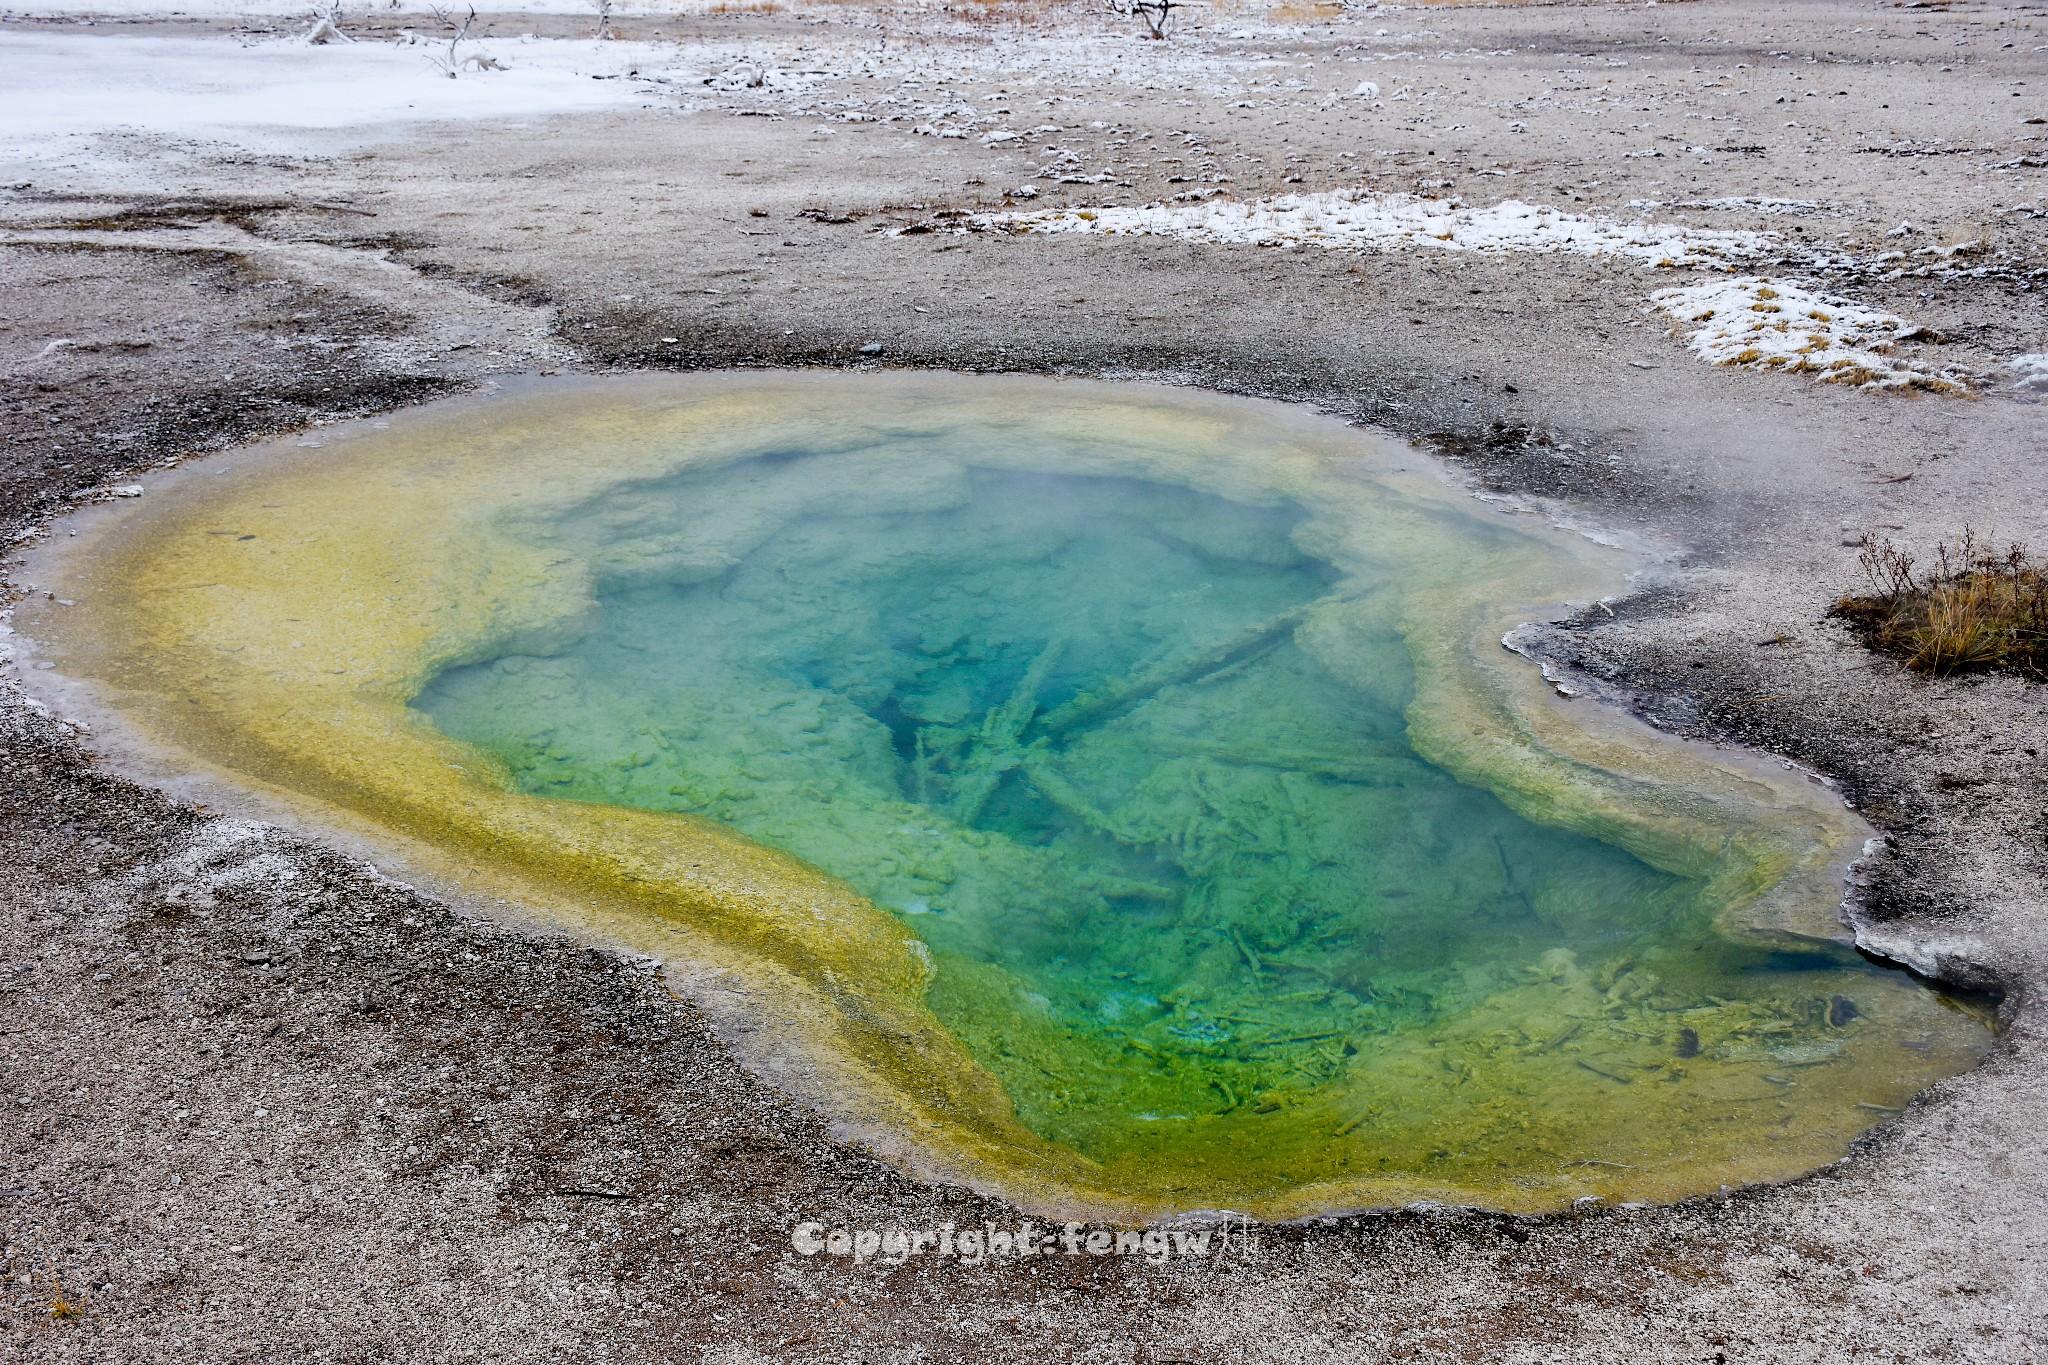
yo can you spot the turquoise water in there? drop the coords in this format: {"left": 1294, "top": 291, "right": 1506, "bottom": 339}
{"left": 415, "top": 459, "right": 1839, "bottom": 1158}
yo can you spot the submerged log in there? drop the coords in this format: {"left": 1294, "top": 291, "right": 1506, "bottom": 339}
{"left": 1031, "top": 602, "right": 1319, "bottom": 740}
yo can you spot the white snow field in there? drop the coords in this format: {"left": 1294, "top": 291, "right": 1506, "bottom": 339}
{"left": 0, "top": 30, "right": 678, "bottom": 162}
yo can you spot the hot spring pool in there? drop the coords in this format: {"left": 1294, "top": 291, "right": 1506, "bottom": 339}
{"left": 20, "top": 372, "right": 1991, "bottom": 1219}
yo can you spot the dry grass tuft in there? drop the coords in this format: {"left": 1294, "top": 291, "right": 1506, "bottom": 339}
{"left": 20, "top": 1251, "right": 90, "bottom": 1323}
{"left": 1833, "top": 530, "right": 2048, "bottom": 678}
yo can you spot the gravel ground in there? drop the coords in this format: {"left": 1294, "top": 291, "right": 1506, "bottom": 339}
{"left": 2, "top": 1, "right": 2046, "bottom": 1359}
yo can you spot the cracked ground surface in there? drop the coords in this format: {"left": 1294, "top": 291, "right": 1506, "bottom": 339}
{"left": 2, "top": 1, "right": 2046, "bottom": 1359}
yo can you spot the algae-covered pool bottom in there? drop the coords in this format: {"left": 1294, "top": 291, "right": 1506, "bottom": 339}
{"left": 22, "top": 372, "right": 1991, "bottom": 1218}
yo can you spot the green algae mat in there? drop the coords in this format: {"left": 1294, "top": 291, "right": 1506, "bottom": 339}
{"left": 19, "top": 372, "right": 1990, "bottom": 1220}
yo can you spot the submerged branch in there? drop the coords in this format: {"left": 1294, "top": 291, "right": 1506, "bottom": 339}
{"left": 944, "top": 636, "right": 1066, "bottom": 825}
{"left": 1031, "top": 603, "right": 1315, "bottom": 741}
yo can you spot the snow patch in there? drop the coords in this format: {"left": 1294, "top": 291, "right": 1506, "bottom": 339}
{"left": 1651, "top": 277, "right": 1971, "bottom": 393}
{"left": 2011, "top": 353, "right": 2048, "bottom": 397}
{"left": 972, "top": 190, "right": 1768, "bottom": 268}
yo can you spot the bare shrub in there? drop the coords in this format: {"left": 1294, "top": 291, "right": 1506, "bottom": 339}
{"left": 1105, "top": 0, "right": 1190, "bottom": 39}
{"left": 421, "top": 3, "right": 478, "bottom": 78}
{"left": 1833, "top": 530, "right": 2048, "bottom": 678}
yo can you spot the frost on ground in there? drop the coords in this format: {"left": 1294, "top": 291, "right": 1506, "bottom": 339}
{"left": 1651, "top": 277, "right": 1973, "bottom": 394}
{"left": 973, "top": 190, "right": 1769, "bottom": 269}
{"left": 1630, "top": 196, "right": 1825, "bottom": 216}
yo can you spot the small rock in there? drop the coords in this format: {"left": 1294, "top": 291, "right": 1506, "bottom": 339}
{"left": 858, "top": 343, "right": 883, "bottom": 356}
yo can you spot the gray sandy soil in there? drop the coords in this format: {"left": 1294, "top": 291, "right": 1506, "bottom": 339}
{"left": 2, "top": 0, "right": 2045, "bottom": 1359}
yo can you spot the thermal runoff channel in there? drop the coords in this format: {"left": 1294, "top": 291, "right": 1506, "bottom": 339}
{"left": 22, "top": 373, "right": 1991, "bottom": 1217}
